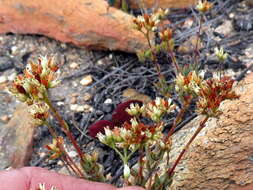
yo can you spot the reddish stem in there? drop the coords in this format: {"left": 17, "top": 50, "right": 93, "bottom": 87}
{"left": 168, "top": 116, "right": 209, "bottom": 176}
{"left": 45, "top": 121, "right": 84, "bottom": 178}
{"left": 44, "top": 95, "right": 86, "bottom": 163}
{"left": 165, "top": 100, "right": 191, "bottom": 141}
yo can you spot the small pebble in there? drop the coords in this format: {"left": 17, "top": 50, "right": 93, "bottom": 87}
{"left": 80, "top": 75, "right": 93, "bottom": 86}
{"left": 70, "top": 104, "right": 84, "bottom": 112}
{"left": 83, "top": 93, "right": 92, "bottom": 101}
{"left": 72, "top": 81, "right": 78, "bottom": 87}
{"left": 229, "top": 13, "right": 235, "bottom": 19}
{"left": 11, "top": 46, "right": 18, "bottom": 55}
{"left": 83, "top": 104, "right": 94, "bottom": 113}
{"left": 0, "top": 75, "right": 7, "bottom": 84}
{"left": 8, "top": 72, "right": 17, "bottom": 81}
{"left": 60, "top": 43, "right": 67, "bottom": 49}
{"left": 70, "top": 97, "right": 77, "bottom": 104}
{"left": 71, "top": 93, "right": 79, "bottom": 97}
{"left": 57, "top": 101, "right": 65, "bottom": 106}
{"left": 0, "top": 115, "right": 9, "bottom": 123}
{"left": 104, "top": 98, "right": 112, "bottom": 104}
{"left": 97, "top": 59, "right": 104, "bottom": 65}
{"left": 69, "top": 62, "right": 79, "bottom": 69}
{"left": 57, "top": 160, "right": 64, "bottom": 166}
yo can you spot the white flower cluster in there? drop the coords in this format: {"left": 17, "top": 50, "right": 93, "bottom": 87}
{"left": 145, "top": 97, "right": 176, "bottom": 122}
{"left": 175, "top": 71, "right": 203, "bottom": 97}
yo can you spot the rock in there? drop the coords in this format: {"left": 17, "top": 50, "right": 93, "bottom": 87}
{"left": 0, "top": 115, "right": 9, "bottom": 123}
{"left": 80, "top": 75, "right": 93, "bottom": 86}
{"left": 7, "top": 72, "right": 17, "bottom": 81}
{"left": 0, "top": 104, "right": 38, "bottom": 169}
{"left": 70, "top": 97, "right": 77, "bottom": 104}
{"left": 83, "top": 104, "right": 94, "bottom": 113}
{"left": 215, "top": 20, "right": 233, "bottom": 36}
{"left": 69, "top": 62, "right": 79, "bottom": 69}
{"left": 101, "top": 103, "right": 113, "bottom": 113}
{"left": 0, "top": 76, "right": 7, "bottom": 84}
{"left": 115, "top": 0, "right": 196, "bottom": 9}
{"left": 0, "top": 57, "right": 14, "bottom": 72}
{"left": 166, "top": 73, "right": 253, "bottom": 190}
{"left": 246, "top": 0, "right": 253, "bottom": 7}
{"left": 104, "top": 98, "right": 112, "bottom": 104}
{"left": 70, "top": 104, "right": 93, "bottom": 112}
{"left": 83, "top": 93, "right": 92, "bottom": 101}
{"left": 122, "top": 88, "right": 151, "bottom": 104}
{"left": 0, "top": 0, "right": 147, "bottom": 53}
{"left": 70, "top": 104, "right": 85, "bottom": 112}
{"left": 182, "top": 18, "right": 194, "bottom": 28}
{"left": 177, "top": 35, "right": 203, "bottom": 54}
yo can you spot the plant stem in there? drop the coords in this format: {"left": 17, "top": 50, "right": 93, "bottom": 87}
{"left": 165, "top": 99, "right": 191, "bottom": 140}
{"left": 146, "top": 31, "right": 162, "bottom": 77}
{"left": 168, "top": 46, "right": 180, "bottom": 74}
{"left": 168, "top": 116, "right": 209, "bottom": 176}
{"left": 44, "top": 94, "right": 85, "bottom": 163}
{"left": 193, "top": 14, "right": 203, "bottom": 66}
{"left": 44, "top": 121, "right": 84, "bottom": 178}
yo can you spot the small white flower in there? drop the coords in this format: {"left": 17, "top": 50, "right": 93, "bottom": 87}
{"left": 97, "top": 132, "right": 106, "bottom": 144}
{"left": 104, "top": 127, "right": 113, "bottom": 137}
{"left": 130, "top": 118, "right": 139, "bottom": 127}
{"left": 214, "top": 47, "right": 228, "bottom": 62}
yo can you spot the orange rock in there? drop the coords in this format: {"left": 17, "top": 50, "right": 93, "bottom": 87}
{"left": 115, "top": 0, "right": 197, "bottom": 9}
{"left": 168, "top": 73, "right": 253, "bottom": 190}
{"left": 0, "top": 104, "right": 38, "bottom": 168}
{"left": 0, "top": 0, "right": 148, "bottom": 53}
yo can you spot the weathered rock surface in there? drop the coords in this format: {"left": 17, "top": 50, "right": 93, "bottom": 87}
{"left": 0, "top": 104, "right": 37, "bottom": 169}
{"left": 0, "top": 0, "right": 147, "bottom": 53}
{"left": 115, "top": 0, "right": 196, "bottom": 9}
{"left": 168, "top": 73, "right": 253, "bottom": 190}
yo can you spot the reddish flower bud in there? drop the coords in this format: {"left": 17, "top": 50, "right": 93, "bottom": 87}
{"left": 88, "top": 120, "right": 114, "bottom": 138}
{"left": 112, "top": 100, "right": 143, "bottom": 126}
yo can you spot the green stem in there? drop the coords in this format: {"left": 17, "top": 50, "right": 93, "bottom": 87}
{"left": 168, "top": 116, "right": 209, "bottom": 176}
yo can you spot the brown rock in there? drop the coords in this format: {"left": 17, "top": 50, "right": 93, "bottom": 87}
{"left": 122, "top": 88, "right": 152, "bottom": 104}
{"left": 115, "top": 0, "right": 197, "bottom": 9}
{"left": 215, "top": 20, "right": 234, "bottom": 36}
{"left": 0, "top": 0, "right": 147, "bottom": 53}
{"left": 167, "top": 73, "right": 253, "bottom": 190}
{"left": 246, "top": 0, "right": 253, "bottom": 7}
{"left": 177, "top": 35, "right": 203, "bottom": 54}
{"left": 0, "top": 104, "right": 38, "bottom": 169}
